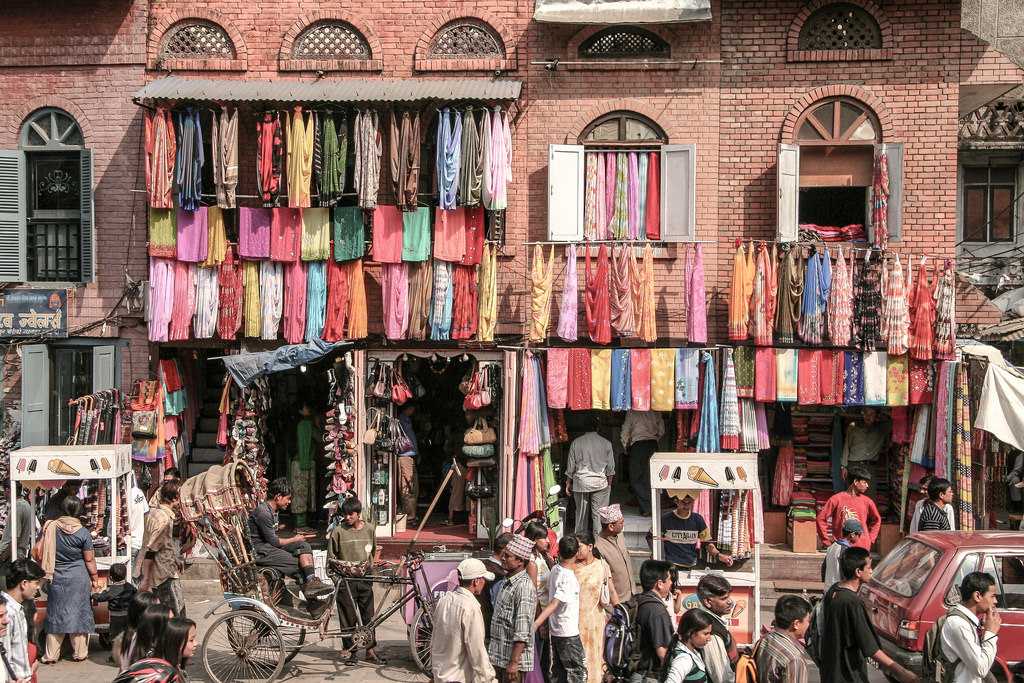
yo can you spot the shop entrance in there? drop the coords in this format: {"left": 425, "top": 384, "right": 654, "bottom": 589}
{"left": 364, "top": 351, "right": 502, "bottom": 541}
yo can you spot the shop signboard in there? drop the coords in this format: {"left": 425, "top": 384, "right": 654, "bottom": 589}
{"left": 0, "top": 289, "right": 67, "bottom": 338}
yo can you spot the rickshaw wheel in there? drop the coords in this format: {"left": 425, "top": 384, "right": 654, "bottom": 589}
{"left": 202, "top": 609, "right": 285, "bottom": 683}
{"left": 408, "top": 607, "right": 433, "bottom": 674}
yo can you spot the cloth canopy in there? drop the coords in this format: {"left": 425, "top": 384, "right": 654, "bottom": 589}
{"left": 533, "top": 0, "right": 711, "bottom": 23}
{"left": 976, "top": 362, "right": 1024, "bottom": 452}
{"left": 218, "top": 339, "right": 350, "bottom": 387}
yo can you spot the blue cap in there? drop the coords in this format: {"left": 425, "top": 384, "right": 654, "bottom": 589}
{"left": 842, "top": 519, "right": 864, "bottom": 534}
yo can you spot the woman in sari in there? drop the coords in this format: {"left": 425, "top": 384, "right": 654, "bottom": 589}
{"left": 573, "top": 532, "right": 618, "bottom": 682}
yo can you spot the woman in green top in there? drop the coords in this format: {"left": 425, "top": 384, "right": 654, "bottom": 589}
{"left": 661, "top": 608, "right": 715, "bottom": 683}
{"left": 292, "top": 404, "right": 318, "bottom": 530}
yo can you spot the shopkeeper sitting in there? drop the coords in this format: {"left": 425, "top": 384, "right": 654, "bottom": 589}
{"left": 660, "top": 490, "right": 733, "bottom": 570}
{"left": 248, "top": 477, "right": 332, "bottom": 600}
{"left": 841, "top": 408, "right": 890, "bottom": 482}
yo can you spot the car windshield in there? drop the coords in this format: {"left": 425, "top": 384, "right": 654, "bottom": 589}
{"left": 871, "top": 539, "right": 942, "bottom": 597}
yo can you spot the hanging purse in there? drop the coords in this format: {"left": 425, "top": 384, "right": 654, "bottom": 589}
{"left": 464, "top": 418, "right": 497, "bottom": 445}
{"left": 393, "top": 417, "right": 413, "bottom": 454}
{"left": 463, "top": 370, "right": 486, "bottom": 411}
{"left": 391, "top": 364, "right": 413, "bottom": 405}
{"left": 130, "top": 380, "right": 158, "bottom": 439}
{"left": 362, "top": 410, "right": 381, "bottom": 445}
{"left": 466, "top": 482, "right": 495, "bottom": 500}
{"left": 374, "top": 416, "right": 395, "bottom": 453}
{"left": 372, "top": 364, "right": 391, "bottom": 399}
{"left": 478, "top": 364, "right": 493, "bottom": 407}
{"left": 462, "top": 443, "right": 496, "bottom": 458}
{"left": 458, "top": 364, "right": 476, "bottom": 395}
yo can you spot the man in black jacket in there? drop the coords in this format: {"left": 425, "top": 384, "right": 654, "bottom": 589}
{"left": 631, "top": 559, "right": 676, "bottom": 683}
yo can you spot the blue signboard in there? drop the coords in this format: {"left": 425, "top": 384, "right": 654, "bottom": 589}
{"left": 0, "top": 290, "right": 67, "bottom": 338}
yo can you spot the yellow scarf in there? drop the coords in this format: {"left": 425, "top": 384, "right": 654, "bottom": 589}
{"left": 41, "top": 516, "right": 84, "bottom": 580}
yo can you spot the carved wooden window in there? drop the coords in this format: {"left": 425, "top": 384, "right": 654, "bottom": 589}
{"left": 793, "top": 97, "right": 880, "bottom": 146}
{"left": 798, "top": 3, "right": 882, "bottom": 51}
{"left": 579, "top": 27, "right": 670, "bottom": 59}
{"left": 429, "top": 20, "right": 503, "bottom": 58}
{"left": 160, "top": 21, "right": 236, "bottom": 60}
{"left": 293, "top": 21, "right": 371, "bottom": 60}
{"left": 580, "top": 111, "right": 667, "bottom": 145}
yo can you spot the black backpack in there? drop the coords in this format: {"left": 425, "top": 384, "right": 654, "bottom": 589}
{"left": 604, "top": 594, "right": 646, "bottom": 677}
{"left": 804, "top": 596, "right": 825, "bottom": 666}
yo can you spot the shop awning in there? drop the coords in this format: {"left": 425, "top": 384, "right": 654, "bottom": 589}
{"left": 217, "top": 339, "right": 351, "bottom": 388}
{"left": 133, "top": 77, "right": 523, "bottom": 105}
{"left": 533, "top": 0, "right": 711, "bottom": 23}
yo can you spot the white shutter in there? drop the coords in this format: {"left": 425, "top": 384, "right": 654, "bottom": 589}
{"left": 0, "top": 150, "right": 26, "bottom": 282}
{"left": 547, "top": 144, "right": 584, "bottom": 241}
{"left": 777, "top": 143, "right": 800, "bottom": 242}
{"left": 92, "top": 345, "right": 118, "bottom": 393}
{"left": 21, "top": 344, "right": 50, "bottom": 446}
{"left": 660, "top": 144, "right": 696, "bottom": 241}
{"left": 80, "top": 149, "right": 95, "bottom": 282}
{"left": 883, "top": 142, "right": 904, "bottom": 242}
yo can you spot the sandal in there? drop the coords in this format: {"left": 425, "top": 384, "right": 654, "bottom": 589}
{"left": 365, "top": 652, "right": 388, "bottom": 665}
{"left": 40, "top": 659, "right": 58, "bottom": 665}
{"left": 71, "top": 657, "right": 89, "bottom": 663}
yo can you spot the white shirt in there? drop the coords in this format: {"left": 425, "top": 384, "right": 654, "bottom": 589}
{"left": 704, "top": 610, "right": 736, "bottom": 683}
{"left": 128, "top": 485, "right": 150, "bottom": 550}
{"left": 823, "top": 540, "right": 850, "bottom": 588}
{"left": 940, "top": 603, "right": 998, "bottom": 683}
{"left": 909, "top": 498, "right": 957, "bottom": 533}
{"left": 1, "top": 593, "right": 29, "bottom": 680}
{"left": 664, "top": 641, "right": 707, "bottom": 683}
{"left": 430, "top": 587, "right": 497, "bottom": 683}
{"left": 547, "top": 564, "right": 581, "bottom": 638}
{"left": 566, "top": 432, "right": 615, "bottom": 492}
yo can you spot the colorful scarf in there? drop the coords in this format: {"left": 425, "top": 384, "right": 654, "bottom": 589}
{"left": 557, "top": 244, "right": 579, "bottom": 342}
{"left": 696, "top": 351, "right": 719, "bottom": 452}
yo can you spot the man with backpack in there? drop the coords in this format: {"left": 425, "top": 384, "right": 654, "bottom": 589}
{"left": 822, "top": 519, "right": 862, "bottom": 588}
{"left": 819, "top": 547, "right": 917, "bottom": 683}
{"left": 627, "top": 560, "right": 677, "bottom": 683}
{"left": 929, "top": 572, "right": 1000, "bottom": 683}
{"left": 694, "top": 574, "right": 738, "bottom": 683}
{"left": 752, "top": 595, "right": 817, "bottom": 683}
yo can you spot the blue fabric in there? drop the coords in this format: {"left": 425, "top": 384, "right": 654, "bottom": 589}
{"left": 843, "top": 351, "right": 864, "bottom": 405}
{"left": 175, "top": 108, "right": 204, "bottom": 211}
{"left": 801, "top": 249, "right": 820, "bottom": 324}
{"left": 221, "top": 338, "right": 348, "bottom": 387}
{"left": 430, "top": 262, "right": 454, "bottom": 340}
{"left": 696, "top": 351, "right": 719, "bottom": 452}
{"left": 305, "top": 260, "right": 326, "bottom": 342}
{"left": 675, "top": 348, "right": 699, "bottom": 407}
{"left": 436, "top": 109, "right": 462, "bottom": 210}
{"left": 44, "top": 527, "right": 95, "bottom": 634}
{"left": 610, "top": 349, "right": 632, "bottom": 411}
{"left": 820, "top": 247, "right": 832, "bottom": 310}
{"left": 533, "top": 355, "right": 551, "bottom": 448}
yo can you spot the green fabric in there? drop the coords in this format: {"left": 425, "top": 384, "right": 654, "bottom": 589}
{"left": 320, "top": 112, "right": 347, "bottom": 205}
{"left": 333, "top": 206, "right": 365, "bottom": 261}
{"left": 542, "top": 447, "right": 558, "bottom": 527}
{"left": 297, "top": 418, "right": 314, "bottom": 471}
{"left": 402, "top": 207, "right": 431, "bottom": 262}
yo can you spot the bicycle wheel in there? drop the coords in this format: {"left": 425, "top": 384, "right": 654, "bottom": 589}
{"left": 280, "top": 625, "right": 307, "bottom": 664}
{"left": 202, "top": 610, "right": 285, "bottom": 683}
{"left": 408, "top": 607, "right": 433, "bottom": 674}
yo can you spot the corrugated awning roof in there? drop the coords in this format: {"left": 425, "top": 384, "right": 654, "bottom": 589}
{"left": 533, "top": 0, "right": 711, "bottom": 23}
{"left": 979, "top": 317, "right": 1024, "bottom": 343}
{"left": 134, "top": 77, "right": 522, "bottom": 104}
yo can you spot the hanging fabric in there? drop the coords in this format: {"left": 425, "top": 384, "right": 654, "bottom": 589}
{"left": 637, "top": 153, "right": 648, "bottom": 240}
{"left": 354, "top": 109, "right": 382, "bottom": 209}
{"left": 269, "top": 207, "right": 301, "bottom": 262}
{"left": 750, "top": 243, "right": 777, "bottom": 345}
{"left": 854, "top": 251, "right": 883, "bottom": 350}
{"left": 799, "top": 246, "right": 831, "bottom": 345}
{"left": 719, "top": 349, "right": 740, "bottom": 449}
{"left": 304, "top": 260, "right": 326, "bottom": 342}
{"left": 908, "top": 358, "right": 934, "bottom": 405}
{"left": 194, "top": 266, "right": 219, "bottom": 339}
{"left": 754, "top": 346, "right": 777, "bottom": 403}
{"left": 687, "top": 244, "right": 708, "bottom": 344}
{"left": 610, "top": 246, "right": 636, "bottom": 338}
{"left": 953, "top": 363, "right": 974, "bottom": 530}
{"left": 284, "top": 107, "right": 313, "bottom": 208}
{"left": 436, "top": 107, "right": 462, "bottom": 211}
{"left": 933, "top": 361, "right": 952, "bottom": 479}
{"left": 147, "top": 257, "right": 174, "bottom": 342}
{"left": 202, "top": 206, "right": 227, "bottom": 267}
{"left": 430, "top": 260, "right": 454, "bottom": 340}
{"left": 627, "top": 152, "right": 640, "bottom": 239}
{"left": 434, "top": 208, "right": 467, "bottom": 263}
{"left": 408, "top": 259, "right": 434, "bottom": 341}
{"left": 645, "top": 151, "right": 660, "bottom": 240}
{"left": 148, "top": 208, "right": 176, "bottom": 257}
{"left": 611, "top": 152, "right": 629, "bottom": 238}
{"left": 872, "top": 148, "right": 889, "bottom": 249}
{"left": 567, "top": 348, "right": 592, "bottom": 411}
{"left": 774, "top": 246, "right": 803, "bottom": 345}
{"left": 176, "top": 205, "right": 208, "bottom": 263}
{"left": 584, "top": 153, "right": 603, "bottom": 240}
{"left": 611, "top": 348, "right": 632, "bottom": 411}
{"left": 281, "top": 260, "right": 307, "bottom": 344}
{"left": 728, "top": 243, "right": 755, "bottom": 340}
{"left": 461, "top": 207, "right": 485, "bottom": 266}
{"left": 630, "top": 349, "right": 651, "bottom": 411}
{"left": 696, "top": 351, "right": 719, "bottom": 452}
{"left": 738, "top": 399, "right": 760, "bottom": 453}
{"left": 650, "top": 348, "right": 675, "bottom": 412}
{"left": 819, "top": 349, "right": 845, "bottom": 405}
{"left": 547, "top": 348, "right": 569, "bottom": 409}
{"left": 479, "top": 106, "right": 493, "bottom": 210}
{"left": 880, "top": 254, "right": 909, "bottom": 355}
{"left": 322, "top": 256, "right": 349, "bottom": 341}
{"left": 797, "top": 349, "right": 821, "bottom": 405}
{"left": 933, "top": 261, "right": 956, "bottom": 359}
{"left": 478, "top": 245, "right": 497, "bottom": 341}
{"left": 486, "top": 106, "right": 511, "bottom": 211}
{"left": 843, "top": 351, "right": 864, "bottom": 405}
{"left": 675, "top": 348, "right": 699, "bottom": 409}
{"left": 300, "top": 208, "right": 331, "bottom": 260}
{"left": 591, "top": 350, "right": 612, "bottom": 410}
{"left": 584, "top": 245, "right": 612, "bottom": 344}
{"left": 346, "top": 259, "right": 367, "bottom": 338}
{"left": 174, "top": 108, "right": 204, "bottom": 211}
{"left": 638, "top": 244, "right": 657, "bottom": 342}
{"left": 258, "top": 261, "right": 283, "bottom": 340}
{"left": 863, "top": 351, "right": 888, "bottom": 406}
{"left": 402, "top": 207, "right": 432, "bottom": 262}
{"left": 733, "top": 346, "right": 755, "bottom": 399}
{"left": 169, "top": 260, "right": 196, "bottom": 341}
{"left": 333, "top": 206, "right": 365, "bottom": 261}
{"left": 144, "top": 107, "right": 176, "bottom": 209}
{"left": 319, "top": 110, "right": 347, "bottom": 206}
{"left": 238, "top": 208, "right": 272, "bottom": 259}
{"left": 452, "top": 264, "right": 479, "bottom": 340}
{"left": 458, "top": 107, "right": 482, "bottom": 207}
{"left": 211, "top": 106, "right": 238, "bottom": 209}
{"left": 389, "top": 110, "right": 421, "bottom": 212}
{"left": 381, "top": 262, "right": 410, "bottom": 340}
{"left": 603, "top": 153, "right": 616, "bottom": 238}
{"left": 257, "top": 111, "right": 284, "bottom": 207}
{"left": 886, "top": 353, "right": 909, "bottom": 406}
{"left": 372, "top": 206, "right": 404, "bottom": 264}
{"left": 775, "top": 348, "right": 798, "bottom": 402}
{"left": 557, "top": 244, "right": 579, "bottom": 342}
{"left": 828, "top": 246, "right": 853, "bottom": 346}
{"left": 909, "top": 259, "right": 936, "bottom": 360}
{"left": 518, "top": 351, "right": 541, "bottom": 457}
{"left": 216, "top": 247, "right": 242, "bottom": 341}
{"left": 528, "top": 245, "right": 555, "bottom": 342}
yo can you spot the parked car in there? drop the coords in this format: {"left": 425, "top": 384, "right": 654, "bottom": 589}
{"left": 862, "top": 531, "right": 1024, "bottom": 682}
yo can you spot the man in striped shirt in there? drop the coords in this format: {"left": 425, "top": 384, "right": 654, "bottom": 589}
{"left": 914, "top": 477, "right": 955, "bottom": 532}
{"left": 753, "top": 595, "right": 818, "bottom": 683}
{"left": 488, "top": 534, "right": 538, "bottom": 682}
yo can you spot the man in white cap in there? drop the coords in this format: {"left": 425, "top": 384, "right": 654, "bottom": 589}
{"left": 489, "top": 534, "right": 539, "bottom": 682}
{"left": 595, "top": 504, "right": 637, "bottom": 602}
{"left": 432, "top": 558, "right": 498, "bottom": 683}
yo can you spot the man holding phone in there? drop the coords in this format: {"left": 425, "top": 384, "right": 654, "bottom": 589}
{"left": 939, "top": 572, "right": 1000, "bottom": 683}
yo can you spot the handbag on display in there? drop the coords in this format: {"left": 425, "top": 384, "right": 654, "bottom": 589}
{"left": 478, "top": 365, "right": 493, "bottom": 407}
{"left": 458, "top": 363, "right": 477, "bottom": 395}
{"left": 393, "top": 417, "right": 413, "bottom": 454}
{"left": 465, "top": 457, "right": 496, "bottom": 469}
{"left": 130, "top": 380, "right": 159, "bottom": 438}
{"left": 464, "top": 418, "right": 497, "bottom": 445}
{"left": 365, "top": 360, "right": 380, "bottom": 397}
{"left": 363, "top": 410, "right": 382, "bottom": 446}
{"left": 462, "top": 443, "right": 496, "bottom": 458}
{"left": 463, "top": 371, "right": 486, "bottom": 411}
{"left": 466, "top": 482, "right": 495, "bottom": 500}
{"left": 371, "top": 364, "right": 391, "bottom": 399}
{"left": 391, "top": 365, "right": 413, "bottom": 405}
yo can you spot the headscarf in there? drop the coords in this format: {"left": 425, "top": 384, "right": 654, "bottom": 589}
{"left": 41, "top": 515, "right": 84, "bottom": 580}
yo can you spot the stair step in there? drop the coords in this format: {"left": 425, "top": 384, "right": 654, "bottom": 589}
{"left": 191, "top": 447, "right": 225, "bottom": 464}
{"left": 194, "top": 432, "right": 219, "bottom": 448}
{"left": 201, "top": 405, "right": 220, "bottom": 418}
{"left": 186, "top": 461, "right": 220, "bottom": 479}
{"left": 199, "top": 417, "right": 219, "bottom": 432}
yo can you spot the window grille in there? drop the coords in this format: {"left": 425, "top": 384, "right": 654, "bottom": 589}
{"left": 429, "top": 21, "right": 503, "bottom": 58}
{"left": 798, "top": 3, "right": 882, "bottom": 51}
{"left": 579, "top": 27, "right": 670, "bottom": 59}
{"left": 293, "top": 22, "right": 371, "bottom": 60}
{"left": 20, "top": 109, "right": 83, "bottom": 150}
{"left": 161, "top": 21, "right": 236, "bottom": 60}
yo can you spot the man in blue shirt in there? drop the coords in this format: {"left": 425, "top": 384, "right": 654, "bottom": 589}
{"left": 397, "top": 403, "right": 420, "bottom": 527}
{"left": 660, "top": 491, "right": 733, "bottom": 569}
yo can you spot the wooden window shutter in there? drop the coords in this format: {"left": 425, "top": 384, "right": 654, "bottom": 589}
{"left": 883, "top": 142, "right": 904, "bottom": 242}
{"left": 777, "top": 143, "right": 800, "bottom": 242}
{"left": 547, "top": 144, "right": 584, "bottom": 241}
{"left": 660, "top": 144, "right": 696, "bottom": 241}
{"left": 0, "top": 150, "right": 26, "bottom": 283}
{"left": 20, "top": 344, "right": 50, "bottom": 446}
{"left": 80, "top": 149, "right": 95, "bottom": 282}
{"left": 92, "top": 345, "right": 119, "bottom": 393}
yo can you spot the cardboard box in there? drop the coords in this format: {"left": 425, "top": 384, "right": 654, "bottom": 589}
{"left": 764, "top": 511, "right": 788, "bottom": 545}
{"left": 788, "top": 518, "right": 819, "bottom": 553}
{"left": 875, "top": 523, "right": 902, "bottom": 556}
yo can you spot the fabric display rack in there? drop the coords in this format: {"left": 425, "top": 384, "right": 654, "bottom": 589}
{"left": 127, "top": 356, "right": 201, "bottom": 479}
{"left": 143, "top": 102, "right": 513, "bottom": 345}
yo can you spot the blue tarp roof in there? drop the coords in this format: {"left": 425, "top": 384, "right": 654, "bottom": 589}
{"left": 217, "top": 339, "right": 350, "bottom": 387}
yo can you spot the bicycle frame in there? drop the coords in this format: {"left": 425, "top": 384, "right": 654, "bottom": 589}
{"left": 332, "top": 554, "right": 437, "bottom": 636}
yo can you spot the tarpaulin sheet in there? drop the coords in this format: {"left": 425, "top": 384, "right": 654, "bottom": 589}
{"left": 534, "top": 0, "right": 711, "bottom": 23}
{"left": 219, "top": 339, "right": 349, "bottom": 387}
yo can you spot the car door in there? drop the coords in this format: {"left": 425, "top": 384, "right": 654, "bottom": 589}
{"left": 980, "top": 553, "right": 1024, "bottom": 671}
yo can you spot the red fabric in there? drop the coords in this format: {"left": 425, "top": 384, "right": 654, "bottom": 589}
{"left": 797, "top": 349, "right": 821, "bottom": 405}
{"left": 451, "top": 264, "right": 479, "bottom": 340}
{"left": 216, "top": 247, "right": 242, "bottom": 340}
{"left": 269, "top": 208, "right": 301, "bottom": 262}
{"left": 909, "top": 262, "right": 936, "bottom": 361}
{"left": 754, "top": 346, "right": 776, "bottom": 402}
{"left": 818, "top": 350, "right": 844, "bottom": 405}
{"left": 816, "top": 491, "right": 881, "bottom": 549}
{"left": 257, "top": 113, "right": 282, "bottom": 206}
{"left": 322, "top": 252, "right": 350, "bottom": 341}
{"left": 908, "top": 358, "right": 934, "bottom": 405}
{"left": 159, "top": 359, "right": 182, "bottom": 392}
{"left": 584, "top": 245, "right": 612, "bottom": 344}
{"left": 891, "top": 406, "right": 910, "bottom": 444}
{"left": 372, "top": 206, "right": 405, "bottom": 264}
{"left": 772, "top": 443, "right": 795, "bottom": 506}
{"left": 567, "top": 348, "right": 592, "bottom": 411}
{"left": 675, "top": 410, "right": 690, "bottom": 451}
{"left": 460, "top": 207, "right": 485, "bottom": 266}
{"left": 645, "top": 152, "right": 660, "bottom": 240}
{"left": 630, "top": 349, "right": 651, "bottom": 411}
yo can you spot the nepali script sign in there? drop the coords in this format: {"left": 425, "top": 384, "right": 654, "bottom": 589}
{"left": 0, "top": 290, "right": 67, "bottom": 338}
